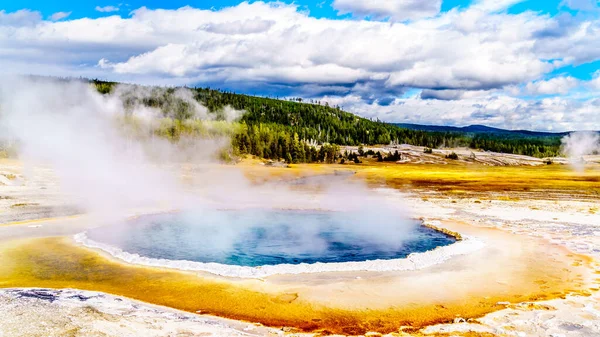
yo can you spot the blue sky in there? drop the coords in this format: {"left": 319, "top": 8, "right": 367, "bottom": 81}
{"left": 2, "top": 0, "right": 572, "bottom": 20}
{"left": 1, "top": 0, "right": 600, "bottom": 131}
{"left": 2, "top": 0, "right": 340, "bottom": 19}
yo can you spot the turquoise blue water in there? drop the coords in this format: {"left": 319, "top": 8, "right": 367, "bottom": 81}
{"left": 87, "top": 210, "right": 456, "bottom": 267}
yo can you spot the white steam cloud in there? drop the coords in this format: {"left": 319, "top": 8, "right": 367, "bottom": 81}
{"left": 0, "top": 77, "right": 417, "bottom": 263}
{"left": 561, "top": 131, "right": 600, "bottom": 172}
{"left": 0, "top": 77, "right": 225, "bottom": 221}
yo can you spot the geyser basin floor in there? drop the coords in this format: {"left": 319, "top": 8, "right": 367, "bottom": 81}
{"left": 0, "top": 220, "right": 592, "bottom": 335}
{"left": 1, "top": 160, "right": 599, "bottom": 336}
{"left": 80, "top": 210, "right": 456, "bottom": 277}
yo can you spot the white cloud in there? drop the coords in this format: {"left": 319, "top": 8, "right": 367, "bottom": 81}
{"left": 199, "top": 18, "right": 275, "bottom": 35}
{"left": 332, "top": 0, "right": 441, "bottom": 21}
{"left": 1, "top": 2, "right": 600, "bottom": 130}
{"left": 419, "top": 89, "right": 492, "bottom": 100}
{"left": 97, "top": 58, "right": 111, "bottom": 69}
{"left": 560, "top": 0, "right": 600, "bottom": 11}
{"left": 50, "top": 2, "right": 555, "bottom": 92}
{"left": 420, "top": 89, "right": 467, "bottom": 100}
{"left": 0, "top": 9, "right": 41, "bottom": 26}
{"left": 525, "top": 76, "right": 579, "bottom": 95}
{"left": 323, "top": 93, "right": 600, "bottom": 132}
{"left": 588, "top": 71, "right": 600, "bottom": 89}
{"left": 95, "top": 5, "right": 120, "bottom": 13}
{"left": 49, "top": 11, "right": 71, "bottom": 21}
{"left": 472, "top": 0, "right": 526, "bottom": 12}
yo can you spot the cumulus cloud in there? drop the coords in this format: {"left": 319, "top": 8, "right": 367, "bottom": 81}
{"left": 560, "top": 0, "right": 600, "bottom": 11}
{"left": 78, "top": 2, "right": 557, "bottom": 93}
{"left": 1, "top": 1, "right": 600, "bottom": 130}
{"left": 322, "top": 91, "right": 600, "bottom": 132}
{"left": 472, "top": 0, "right": 525, "bottom": 12}
{"left": 0, "top": 9, "right": 41, "bottom": 26}
{"left": 532, "top": 16, "right": 600, "bottom": 65}
{"left": 419, "top": 89, "right": 493, "bottom": 101}
{"left": 420, "top": 89, "right": 466, "bottom": 101}
{"left": 199, "top": 18, "right": 275, "bottom": 34}
{"left": 589, "top": 71, "right": 600, "bottom": 89}
{"left": 95, "top": 5, "right": 120, "bottom": 13}
{"left": 525, "top": 76, "right": 579, "bottom": 95}
{"left": 332, "top": 0, "right": 441, "bottom": 21}
{"left": 0, "top": 2, "right": 572, "bottom": 92}
{"left": 49, "top": 11, "right": 72, "bottom": 21}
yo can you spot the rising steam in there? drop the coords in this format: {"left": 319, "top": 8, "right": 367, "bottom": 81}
{"left": 0, "top": 76, "right": 416, "bottom": 259}
{"left": 561, "top": 131, "right": 600, "bottom": 172}
{"left": 0, "top": 77, "right": 229, "bottom": 222}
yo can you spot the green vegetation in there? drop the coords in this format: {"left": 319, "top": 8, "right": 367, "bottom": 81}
{"left": 191, "top": 87, "right": 468, "bottom": 150}
{"left": 92, "top": 79, "right": 115, "bottom": 95}
{"left": 381, "top": 150, "right": 402, "bottom": 162}
{"left": 90, "top": 80, "right": 567, "bottom": 163}
{"left": 468, "top": 135, "right": 560, "bottom": 158}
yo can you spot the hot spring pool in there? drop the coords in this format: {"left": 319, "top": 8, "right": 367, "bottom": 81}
{"left": 85, "top": 210, "right": 456, "bottom": 268}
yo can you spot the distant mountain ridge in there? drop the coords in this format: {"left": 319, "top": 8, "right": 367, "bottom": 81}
{"left": 392, "top": 123, "right": 574, "bottom": 138}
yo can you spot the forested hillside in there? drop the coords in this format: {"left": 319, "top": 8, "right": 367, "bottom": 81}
{"left": 91, "top": 80, "right": 564, "bottom": 162}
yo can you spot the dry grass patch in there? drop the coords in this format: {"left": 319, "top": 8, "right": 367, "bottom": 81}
{"left": 250, "top": 161, "right": 600, "bottom": 199}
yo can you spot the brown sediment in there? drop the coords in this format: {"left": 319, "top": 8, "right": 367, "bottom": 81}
{"left": 0, "top": 231, "right": 593, "bottom": 336}
{"left": 422, "top": 222, "right": 463, "bottom": 241}
{"left": 0, "top": 215, "right": 81, "bottom": 227}
{"left": 403, "top": 333, "right": 499, "bottom": 337}
{"left": 2, "top": 159, "right": 598, "bottom": 203}
{"left": 244, "top": 161, "right": 600, "bottom": 200}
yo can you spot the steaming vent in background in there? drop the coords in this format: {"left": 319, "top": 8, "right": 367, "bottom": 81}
{"left": 561, "top": 131, "right": 600, "bottom": 172}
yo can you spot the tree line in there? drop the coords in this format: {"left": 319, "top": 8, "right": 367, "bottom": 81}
{"left": 90, "top": 80, "right": 563, "bottom": 162}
